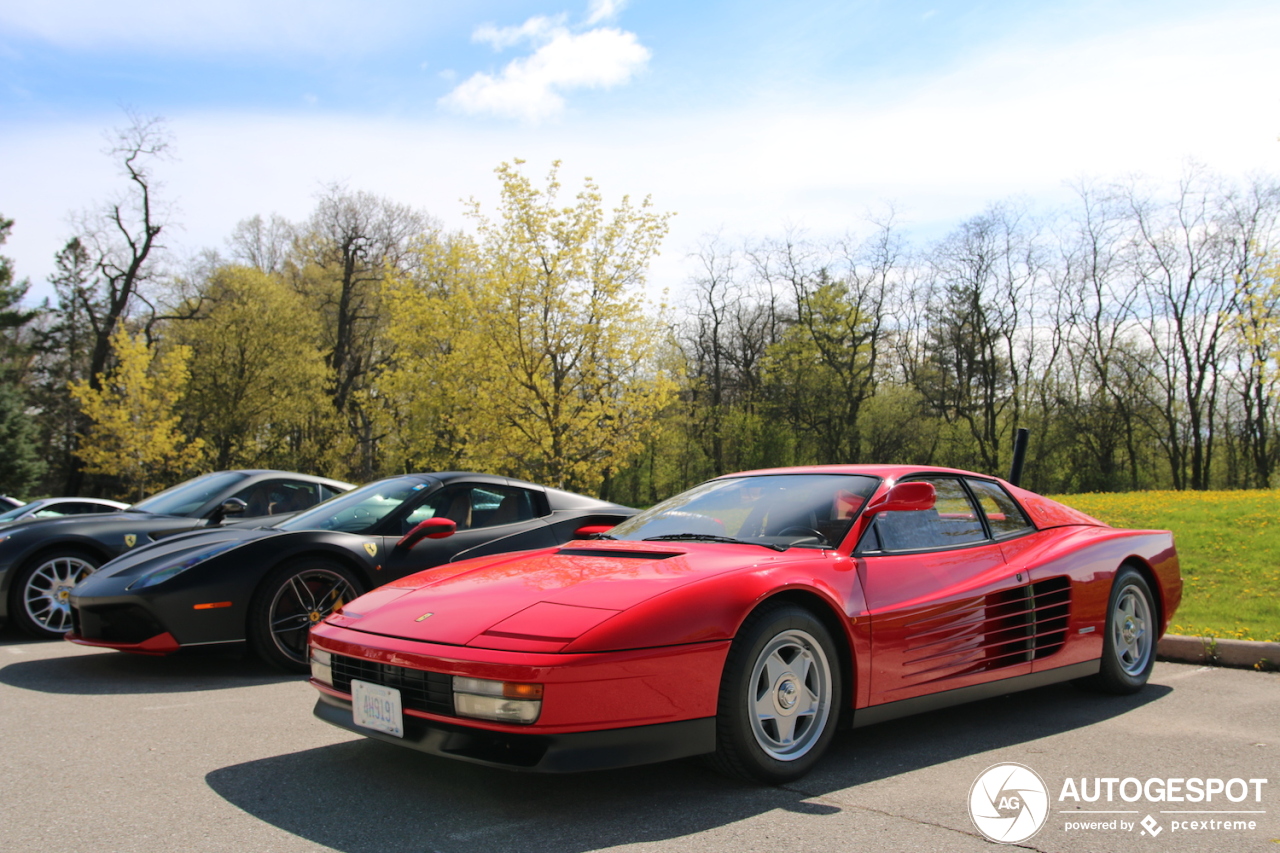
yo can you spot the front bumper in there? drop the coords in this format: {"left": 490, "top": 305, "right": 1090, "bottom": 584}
{"left": 68, "top": 579, "right": 247, "bottom": 650}
{"left": 65, "top": 630, "right": 181, "bottom": 655}
{"left": 314, "top": 690, "right": 715, "bottom": 772}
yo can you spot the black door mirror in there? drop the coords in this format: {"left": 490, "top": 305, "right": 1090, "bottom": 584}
{"left": 210, "top": 497, "right": 248, "bottom": 525}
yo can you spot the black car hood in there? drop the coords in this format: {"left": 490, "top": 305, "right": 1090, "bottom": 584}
{"left": 0, "top": 511, "right": 178, "bottom": 537}
{"left": 83, "top": 527, "right": 276, "bottom": 583}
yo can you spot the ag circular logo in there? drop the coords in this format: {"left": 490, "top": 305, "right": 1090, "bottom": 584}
{"left": 968, "top": 763, "right": 1050, "bottom": 844}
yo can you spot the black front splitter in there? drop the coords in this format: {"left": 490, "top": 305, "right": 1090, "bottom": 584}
{"left": 314, "top": 691, "right": 716, "bottom": 773}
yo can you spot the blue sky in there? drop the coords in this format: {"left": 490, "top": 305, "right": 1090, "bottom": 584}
{"left": 2, "top": 0, "right": 1277, "bottom": 301}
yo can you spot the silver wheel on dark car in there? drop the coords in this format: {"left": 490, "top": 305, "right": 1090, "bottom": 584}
{"left": 15, "top": 552, "right": 100, "bottom": 638}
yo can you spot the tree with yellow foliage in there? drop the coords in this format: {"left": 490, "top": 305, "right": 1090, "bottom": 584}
{"left": 69, "top": 328, "right": 204, "bottom": 500}
{"left": 378, "top": 233, "right": 488, "bottom": 473}
{"left": 172, "top": 264, "right": 336, "bottom": 472}
{"left": 381, "top": 161, "right": 676, "bottom": 492}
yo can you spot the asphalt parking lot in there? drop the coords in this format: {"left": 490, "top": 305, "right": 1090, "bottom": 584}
{"left": 1, "top": 630, "right": 1276, "bottom": 853}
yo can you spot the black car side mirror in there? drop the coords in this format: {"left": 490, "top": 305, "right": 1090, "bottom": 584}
{"left": 210, "top": 497, "right": 248, "bottom": 525}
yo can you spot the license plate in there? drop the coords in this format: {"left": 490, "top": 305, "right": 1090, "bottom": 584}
{"left": 352, "top": 679, "right": 403, "bottom": 738}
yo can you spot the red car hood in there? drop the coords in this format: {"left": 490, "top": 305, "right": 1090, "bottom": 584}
{"left": 331, "top": 541, "right": 788, "bottom": 652}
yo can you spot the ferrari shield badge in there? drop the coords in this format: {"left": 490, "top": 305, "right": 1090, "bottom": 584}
{"left": 363, "top": 542, "right": 377, "bottom": 557}
{"left": 124, "top": 534, "right": 137, "bottom": 548}
{"left": 415, "top": 612, "right": 434, "bottom": 622}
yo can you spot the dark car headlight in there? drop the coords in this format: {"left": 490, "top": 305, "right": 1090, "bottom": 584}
{"left": 126, "top": 541, "right": 241, "bottom": 590}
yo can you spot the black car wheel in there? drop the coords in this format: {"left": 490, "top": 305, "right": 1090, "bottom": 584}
{"left": 1090, "top": 566, "right": 1158, "bottom": 694}
{"left": 12, "top": 549, "right": 102, "bottom": 639}
{"left": 710, "top": 601, "right": 840, "bottom": 784}
{"left": 249, "top": 559, "right": 362, "bottom": 672}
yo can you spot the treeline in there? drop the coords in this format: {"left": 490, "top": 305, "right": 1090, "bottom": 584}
{"left": 1, "top": 113, "right": 1278, "bottom": 503}
{"left": 624, "top": 172, "right": 1280, "bottom": 502}
{"left": 0, "top": 116, "right": 672, "bottom": 500}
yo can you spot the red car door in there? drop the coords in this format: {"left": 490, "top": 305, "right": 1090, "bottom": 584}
{"left": 968, "top": 476, "right": 1104, "bottom": 673}
{"left": 856, "top": 476, "right": 1033, "bottom": 706}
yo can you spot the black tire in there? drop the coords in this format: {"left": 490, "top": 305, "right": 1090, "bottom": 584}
{"left": 11, "top": 549, "right": 102, "bottom": 639}
{"left": 709, "top": 601, "right": 841, "bottom": 784}
{"left": 248, "top": 558, "right": 362, "bottom": 672}
{"left": 1087, "top": 566, "right": 1158, "bottom": 694}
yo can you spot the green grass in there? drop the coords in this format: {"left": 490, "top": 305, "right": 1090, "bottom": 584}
{"left": 1050, "top": 491, "right": 1280, "bottom": 642}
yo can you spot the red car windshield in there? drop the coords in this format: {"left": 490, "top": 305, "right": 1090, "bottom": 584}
{"left": 607, "top": 474, "right": 879, "bottom": 549}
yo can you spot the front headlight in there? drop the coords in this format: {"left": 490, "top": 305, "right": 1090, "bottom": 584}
{"left": 126, "top": 541, "right": 241, "bottom": 590}
{"left": 310, "top": 647, "right": 333, "bottom": 686}
{"left": 453, "top": 676, "right": 543, "bottom": 724}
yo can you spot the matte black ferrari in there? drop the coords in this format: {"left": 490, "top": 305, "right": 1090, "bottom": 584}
{"left": 67, "top": 472, "right": 636, "bottom": 670}
{"left": 0, "top": 470, "right": 354, "bottom": 639}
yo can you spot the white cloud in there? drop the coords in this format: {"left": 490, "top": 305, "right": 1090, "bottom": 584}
{"left": 585, "top": 0, "right": 628, "bottom": 26}
{"left": 473, "top": 15, "right": 564, "bottom": 51}
{"left": 441, "top": 25, "right": 650, "bottom": 122}
{"left": 4, "top": 6, "right": 1277, "bottom": 306}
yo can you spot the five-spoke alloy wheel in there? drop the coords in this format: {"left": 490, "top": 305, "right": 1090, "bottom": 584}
{"left": 12, "top": 550, "right": 102, "bottom": 639}
{"left": 1091, "top": 566, "right": 1158, "bottom": 694}
{"left": 249, "top": 559, "right": 362, "bottom": 672}
{"left": 712, "top": 601, "right": 840, "bottom": 783}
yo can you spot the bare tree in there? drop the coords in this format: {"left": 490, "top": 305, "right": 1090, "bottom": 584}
{"left": 61, "top": 111, "right": 174, "bottom": 493}
{"left": 227, "top": 214, "right": 293, "bottom": 275}
{"left": 914, "top": 203, "right": 1045, "bottom": 474}
{"left": 1123, "top": 169, "right": 1240, "bottom": 490}
{"left": 1048, "top": 182, "right": 1150, "bottom": 491}
{"left": 290, "top": 186, "right": 436, "bottom": 479}
{"left": 1219, "top": 177, "right": 1280, "bottom": 487}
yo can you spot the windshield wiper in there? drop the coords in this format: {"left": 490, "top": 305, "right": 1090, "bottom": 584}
{"left": 586, "top": 532, "right": 618, "bottom": 540}
{"left": 643, "top": 533, "right": 786, "bottom": 551}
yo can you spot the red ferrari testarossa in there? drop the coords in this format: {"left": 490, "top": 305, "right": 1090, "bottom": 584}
{"left": 310, "top": 465, "right": 1180, "bottom": 783}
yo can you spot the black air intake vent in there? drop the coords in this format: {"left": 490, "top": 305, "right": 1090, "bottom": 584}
{"left": 555, "top": 548, "right": 679, "bottom": 560}
{"left": 901, "top": 576, "right": 1073, "bottom": 682}
{"left": 1028, "top": 575, "right": 1071, "bottom": 659}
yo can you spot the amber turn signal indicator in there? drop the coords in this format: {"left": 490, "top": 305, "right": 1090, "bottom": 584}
{"left": 503, "top": 682, "right": 544, "bottom": 699}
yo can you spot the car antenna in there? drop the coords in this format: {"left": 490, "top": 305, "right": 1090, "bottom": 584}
{"left": 1007, "top": 428, "right": 1029, "bottom": 487}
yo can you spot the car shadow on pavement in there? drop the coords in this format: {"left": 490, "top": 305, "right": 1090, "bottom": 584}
{"left": 206, "top": 681, "right": 1171, "bottom": 853}
{"left": 0, "top": 644, "right": 299, "bottom": 695}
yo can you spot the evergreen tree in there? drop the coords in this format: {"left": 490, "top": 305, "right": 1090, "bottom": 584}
{"left": 0, "top": 215, "right": 45, "bottom": 495}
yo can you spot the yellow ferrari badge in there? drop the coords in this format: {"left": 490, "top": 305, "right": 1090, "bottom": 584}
{"left": 363, "top": 542, "right": 377, "bottom": 557}
{"left": 415, "top": 612, "right": 434, "bottom": 622}
{"left": 124, "top": 534, "right": 137, "bottom": 548}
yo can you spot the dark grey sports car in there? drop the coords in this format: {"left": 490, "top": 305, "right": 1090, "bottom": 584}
{"left": 68, "top": 472, "right": 636, "bottom": 671}
{"left": 0, "top": 470, "right": 354, "bottom": 639}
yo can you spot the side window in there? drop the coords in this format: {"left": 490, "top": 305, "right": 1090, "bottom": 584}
{"left": 401, "top": 486, "right": 477, "bottom": 533}
{"left": 966, "top": 479, "right": 1034, "bottom": 538}
{"left": 229, "top": 480, "right": 322, "bottom": 517}
{"left": 32, "top": 507, "right": 70, "bottom": 519}
{"left": 402, "top": 488, "right": 452, "bottom": 531}
{"left": 470, "top": 486, "right": 535, "bottom": 528}
{"left": 402, "top": 485, "right": 537, "bottom": 534}
{"left": 871, "top": 477, "right": 987, "bottom": 552}
{"left": 317, "top": 484, "right": 338, "bottom": 502}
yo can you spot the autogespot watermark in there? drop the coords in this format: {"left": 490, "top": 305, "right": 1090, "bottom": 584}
{"left": 967, "top": 764, "right": 1271, "bottom": 844}
{"left": 969, "top": 763, "right": 1051, "bottom": 843}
